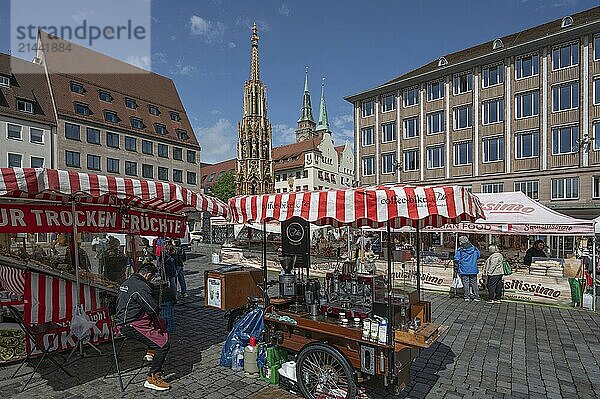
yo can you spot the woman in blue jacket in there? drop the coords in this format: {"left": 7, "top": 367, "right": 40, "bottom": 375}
{"left": 454, "top": 236, "right": 481, "bottom": 301}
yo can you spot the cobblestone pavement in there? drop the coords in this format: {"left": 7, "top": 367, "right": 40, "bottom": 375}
{"left": 1, "top": 253, "right": 600, "bottom": 399}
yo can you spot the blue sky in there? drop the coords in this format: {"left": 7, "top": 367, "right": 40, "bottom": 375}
{"left": 0, "top": 0, "right": 598, "bottom": 163}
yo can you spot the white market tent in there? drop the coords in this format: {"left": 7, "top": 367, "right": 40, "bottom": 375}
{"left": 425, "top": 191, "right": 595, "bottom": 236}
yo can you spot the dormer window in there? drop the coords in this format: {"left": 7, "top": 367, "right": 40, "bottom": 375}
{"left": 154, "top": 123, "right": 167, "bottom": 135}
{"left": 170, "top": 111, "right": 181, "bottom": 122}
{"left": 561, "top": 16, "right": 573, "bottom": 28}
{"left": 492, "top": 38, "right": 504, "bottom": 50}
{"left": 148, "top": 105, "right": 160, "bottom": 116}
{"left": 17, "top": 99, "right": 34, "bottom": 114}
{"left": 131, "top": 117, "right": 144, "bottom": 129}
{"left": 70, "top": 82, "right": 84, "bottom": 94}
{"left": 74, "top": 102, "right": 90, "bottom": 116}
{"left": 99, "top": 90, "right": 113, "bottom": 102}
{"left": 125, "top": 98, "right": 137, "bottom": 109}
{"left": 438, "top": 57, "right": 448, "bottom": 67}
{"left": 104, "top": 110, "right": 118, "bottom": 123}
{"left": 0, "top": 75, "right": 10, "bottom": 87}
{"left": 176, "top": 129, "right": 189, "bottom": 140}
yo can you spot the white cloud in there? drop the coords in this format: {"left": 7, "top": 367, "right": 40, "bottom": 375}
{"left": 170, "top": 59, "right": 197, "bottom": 76}
{"left": 332, "top": 114, "right": 353, "bottom": 129}
{"left": 278, "top": 3, "right": 291, "bottom": 16}
{"left": 228, "top": 42, "right": 237, "bottom": 48}
{"left": 152, "top": 52, "right": 167, "bottom": 64}
{"left": 125, "top": 55, "right": 151, "bottom": 70}
{"left": 196, "top": 119, "right": 236, "bottom": 163}
{"left": 235, "top": 16, "right": 270, "bottom": 32}
{"left": 190, "top": 15, "right": 226, "bottom": 44}
{"left": 272, "top": 123, "right": 296, "bottom": 146}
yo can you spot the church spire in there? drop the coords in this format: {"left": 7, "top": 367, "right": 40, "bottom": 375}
{"left": 316, "top": 77, "right": 330, "bottom": 132}
{"left": 250, "top": 22, "right": 260, "bottom": 81}
{"left": 297, "top": 66, "right": 314, "bottom": 123}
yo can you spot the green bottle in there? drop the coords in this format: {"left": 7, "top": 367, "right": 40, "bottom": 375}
{"left": 260, "top": 346, "right": 286, "bottom": 384}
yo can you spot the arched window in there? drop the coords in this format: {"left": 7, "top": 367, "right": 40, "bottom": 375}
{"left": 561, "top": 16, "right": 573, "bottom": 28}
{"left": 492, "top": 38, "right": 504, "bottom": 50}
{"left": 438, "top": 57, "right": 448, "bottom": 67}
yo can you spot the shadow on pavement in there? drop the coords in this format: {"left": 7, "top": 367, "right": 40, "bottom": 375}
{"left": 366, "top": 342, "right": 455, "bottom": 399}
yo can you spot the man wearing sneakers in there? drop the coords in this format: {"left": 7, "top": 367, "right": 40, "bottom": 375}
{"left": 115, "top": 263, "right": 171, "bottom": 391}
{"left": 454, "top": 236, "right": 481, "bottom": 302}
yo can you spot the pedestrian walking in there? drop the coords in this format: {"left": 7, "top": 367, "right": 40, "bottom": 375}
{"left": 162, "top": 245, "right": 178, "bottom": 290}
{"left": 454, "top": 235, "right": 481, "bottom": 302}
{"left": 483, "top": 245, "right": 504, "bottom": 303}
{"left": 174, "top": 240, "right": 188, "bottom": 298}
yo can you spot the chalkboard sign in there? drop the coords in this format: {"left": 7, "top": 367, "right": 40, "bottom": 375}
{"left": 281, "top": 216, "right": 310, "bottom": 269}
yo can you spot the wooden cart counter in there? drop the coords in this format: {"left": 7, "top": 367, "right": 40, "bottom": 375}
{"left": 394, "top": 323, "right": 448, "bottom": 349}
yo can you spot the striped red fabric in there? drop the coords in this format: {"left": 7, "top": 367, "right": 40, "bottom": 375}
{"left": 229, "top": 185, "right": 485, "bottom": 228}
{"left": 24, "top": 271, "right": 100, "bottom": 324}
{"left": 0, "top": 168, "right": 228, "bottom": 218}
{"left": 0, "top": 265, "right": 25, "bottom": 295}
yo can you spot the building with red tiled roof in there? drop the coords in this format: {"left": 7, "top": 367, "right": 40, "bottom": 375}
{"left": 201, "top": 68, "right": 355, "bottom": 193}
{"left": 34, "top": 31, "right": 200, "bottom": 189}
{"left": 0, "top": 53, "right": 57, "bottom": 169}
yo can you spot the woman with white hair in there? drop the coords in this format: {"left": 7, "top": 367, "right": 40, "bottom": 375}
{"left": 484, "top": 245, "right": 505, "bottom": 303}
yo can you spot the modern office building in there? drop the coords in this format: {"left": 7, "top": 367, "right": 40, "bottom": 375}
{"left": 34, "top": 32, "right": 201, "bottom": 190}
{"left": 345, "top": 7, "right": 600, "bottom": 219}
{"left": 0, "top": 53, "right": 56, "bottom": 169}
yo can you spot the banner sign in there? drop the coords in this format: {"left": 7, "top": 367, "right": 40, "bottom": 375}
{"left": 0, "top": 203, "right": 185, "bottom": 237}
{"left": 29, "top": 307, "right": 111, "bottom": 354}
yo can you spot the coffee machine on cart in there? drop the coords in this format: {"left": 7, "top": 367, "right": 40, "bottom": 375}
{"left": 227, "top": 185, "right": 485, "bottom": 398}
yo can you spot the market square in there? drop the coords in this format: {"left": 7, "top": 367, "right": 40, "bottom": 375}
{"left": 1, "top": 1, "right": 600, "bottom": 398}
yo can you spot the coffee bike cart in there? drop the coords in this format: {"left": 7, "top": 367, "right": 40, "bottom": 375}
{"left": 219, "top": 185, "right": 485, "bottom": 398}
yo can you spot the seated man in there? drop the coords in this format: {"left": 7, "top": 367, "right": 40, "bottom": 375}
{"left": 115, "top": 263, "right": 171, "bottom": 391}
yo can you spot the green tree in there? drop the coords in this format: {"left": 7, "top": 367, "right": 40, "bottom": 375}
{"left": 211, "top": 171, "right": 236, "bottom": 203}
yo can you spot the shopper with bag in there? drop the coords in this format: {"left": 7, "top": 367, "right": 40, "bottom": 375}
{"left": 483, "top": 245, "right": 505, "bottom": 303}
{"left": 454, "top": 236, "right": 481, "bottom": 302}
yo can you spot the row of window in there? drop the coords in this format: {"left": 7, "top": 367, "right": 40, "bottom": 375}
{"left": 361, "top": 37, "right": 600, "bottom": 117}
{"left": 481, "top": 178, "right": 582, "bottom": 201}
{"left": 63, "top": 123, "right": 197, "bottom": 163}
{"left": 7, "top": 153, "right": 45, "bottom": 168}
{"left": 72, "top": 103, "right": 189, "bottom": 139}
{"left": 275, "top": 170, "right": 309, "bottom": 181}
{"left": 361, "top": 79, "right": 600, "bottom": 145}
{"left": 5, "top": 123, "right": 45, "bottom": 144}
{"left": 63, "top": 150, "right": 197, "bottom": 184}
{"left": 69, "top": 81, "right": 182, "bottom": 122}
{"left": 362, "top": 123, "right": 600, "bottom": 174}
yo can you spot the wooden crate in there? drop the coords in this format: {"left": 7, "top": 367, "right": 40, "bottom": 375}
{"left": 410, "top": 301, "right": 431, "bottom": 323}
{"left": 394, "top": 322, "right": 447, "bottom": 349}
{"left": 204, "top": 267, "right": 263, "bottom": 311}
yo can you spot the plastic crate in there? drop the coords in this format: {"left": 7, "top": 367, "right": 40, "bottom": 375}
{"left": 160, "top": 301, "right": 175, "bottom": 332}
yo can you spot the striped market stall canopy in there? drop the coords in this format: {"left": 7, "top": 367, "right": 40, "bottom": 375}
{"left": 229, "top": 185, "right": 485, "bottom": 228}
{"left": 0, "top": 167, "right": 228, "bottom": 217}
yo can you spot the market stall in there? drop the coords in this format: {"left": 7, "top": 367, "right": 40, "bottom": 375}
{"left": 404, "top": 192, "right": 596, "bottom": 308}
{"left": 220, "top": 184, "right": 484, "bottom": 398}
{"left": 0, "top": 167, "right": 228, "bottom": 361}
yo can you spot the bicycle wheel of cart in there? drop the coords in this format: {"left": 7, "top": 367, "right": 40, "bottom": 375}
{"left": 296, "top": 343, "right": 358, "bottom": 399}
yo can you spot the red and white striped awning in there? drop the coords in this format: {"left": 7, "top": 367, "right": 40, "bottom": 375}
{"left": 229, "top": 185, "right": 485, "bottom": 228}
{"left": 0, "top": 168, "right": 228, "bottom": 217}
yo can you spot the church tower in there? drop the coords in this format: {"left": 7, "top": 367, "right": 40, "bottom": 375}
{"left": 295, "top": 67, "right": 316, "bottom": 142}
{"left": 236, "top": 23, "right": 274, "bottom": 195}
{"left": 315, "top": 77, "right": 331, "bottom": 134}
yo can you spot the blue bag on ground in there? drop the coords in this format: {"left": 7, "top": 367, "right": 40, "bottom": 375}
{"left": 220, "top": 308, "right": 264, "bottom": 367}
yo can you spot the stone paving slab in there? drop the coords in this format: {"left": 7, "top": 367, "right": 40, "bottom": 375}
{"left": 1, "top": 252, "right": 600, "bottom": 398}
